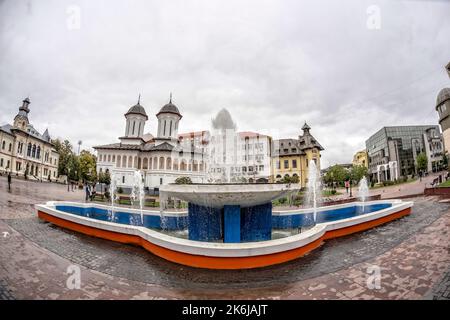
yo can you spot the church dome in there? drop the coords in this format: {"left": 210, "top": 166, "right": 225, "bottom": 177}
{"left": 125, "top": 101, "right": 148, "bottom": 120}
{"left": 156, "top": 94, "right": 182, "bottom": 117}
{"left": 436, "top": 88, "right": 450, "bottom": 109}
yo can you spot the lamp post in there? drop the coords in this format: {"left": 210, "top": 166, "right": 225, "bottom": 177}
{"left": 67, "top": 167, "right": 70, "bottom": 192}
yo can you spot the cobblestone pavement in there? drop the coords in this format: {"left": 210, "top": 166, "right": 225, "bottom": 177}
{"left": 0, "top": 176, "right": 449, "bottom": 299}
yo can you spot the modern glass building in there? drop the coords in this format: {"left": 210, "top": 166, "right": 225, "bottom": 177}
{"left": 365, "top": 125, "right": 443, "bottom": 182}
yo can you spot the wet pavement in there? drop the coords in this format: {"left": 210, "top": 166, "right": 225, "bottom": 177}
{"left": 0, "top": 175, "right": 449, "bottom": 299}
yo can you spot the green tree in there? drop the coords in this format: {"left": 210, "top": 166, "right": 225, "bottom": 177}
{"left": 349, "top": 165, "right": 368, "bottom": 183}
{"left": 98, "top": 171, "right": 111, "bottom": 185}
{"left": 78, "top": 150, "right": 97, "bottom": 182}
{"left": 324, "top": 165, "right": 347, "bottom": 188}
{"left": 175, "top": 176, "right": 193, "bottom": 184}
{"left": 52, "top": 139, "right": 75, "bottom": 176}
{"left": 416, "top": 152, "right": 428, "bottom": 173}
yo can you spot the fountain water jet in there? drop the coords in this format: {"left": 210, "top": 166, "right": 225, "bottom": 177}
{"left": 130, "top": 170, "right": 145, "bottom": 225}
{"left": 306, "top": 160, "right": 321, "bottom": 224}
{"left": 358, "top": 176, "right": 369, "bottom": 212}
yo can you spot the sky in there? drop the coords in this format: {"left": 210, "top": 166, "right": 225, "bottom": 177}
{"left": 0, "top": 0, "right": 449, "bottom": 168}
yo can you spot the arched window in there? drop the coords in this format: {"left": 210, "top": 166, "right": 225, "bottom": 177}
{"left": 199, "top": 161, "right": 204, "bottom": 172}
{"left": 8, "top": 143, "right": 12, "bottom": 152}
{"left": 134, "top": 156, "right": 138, "bottom": 168}
{"left": 143, "top": 157, "right": 148, "bottom": 170}
{"left": 36, "top": 146, "right": 41, "bottom": 159}
{"left": 116, "top": 155, "right": 121, "bottom": 167}
{"left": 1, "top": 141, "right": 5, "bottom": 149}
{"left": 180, "top": 159, "right": 187, "bottom": 171}
{"left": 159, "top": 157, "right": 165, "bottom": 170}
{"left": 166, "top": 157, "right": 172, "bottom": 170}
{"left": 123, "top": 156, "right": 127, "bottom": 167}
{"left": 193, "top": 160, "right": 198, "bottom": 172}
{"left": 148, "top": 157, "right": 152, "bottom": 170}
{"left": 128, "top": 156, "right": 133, "bottom": 168}
{"left": 108, "top": 155, "right": 111, "bottom": 162}
{"left": 173, "top": 159, "right": 179, "bottom": 171}
{"left": 138, "top": 157, "right": 142, "bottom": 169}
{"left": 153, "top": 157, "right": 157, "bottom": 169}
{"left": 32, "top": 144, "right": 36, "bottom": 158}
{"left": 112, "top": 155, "right": 115, "bottom": 163}
{"left": 27, "top": 143, "right": 31, "bottom": 156}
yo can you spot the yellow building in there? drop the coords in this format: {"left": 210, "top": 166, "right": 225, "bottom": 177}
{"left": 272, "top": 123, "right": 324, "bottom": 188}
{"left": 352, "top": 149, "right": 368, "bottom": 168}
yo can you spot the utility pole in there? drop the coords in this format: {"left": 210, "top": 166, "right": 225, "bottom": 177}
{"left": 78, "top": 140, "right": 82, "bottom": 155}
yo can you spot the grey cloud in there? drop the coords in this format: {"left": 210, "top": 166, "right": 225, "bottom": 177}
{"left": 0, "top": 0, "right": 449, "bottom": 168}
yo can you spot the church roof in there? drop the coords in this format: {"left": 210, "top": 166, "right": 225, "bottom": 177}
{"left": 94, "top": 143, "right": 143, "bottom": 150}
{"left": 0, "top": 124, "right": 14, "bottom": 136}
{"left": 125, "top": 100, "right": 148, "bottom": 120}
{"left": 156, "top": 94, "right": 182, "bottom": 117}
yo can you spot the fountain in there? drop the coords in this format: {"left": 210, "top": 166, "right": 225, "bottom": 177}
{"left": 358, "top": 176, "right": 369, "bottom": 211}
{"left": 306, "top": 160, "right": 321, "bottom": 224}
{"left": 35, "top": 110, "right": 414, "bottom": 269}
{"left": 130, "top": 170, "right": 145, "bottom": 225}
{"left": 109, "top": 171, "right": 118, "bottom": 222}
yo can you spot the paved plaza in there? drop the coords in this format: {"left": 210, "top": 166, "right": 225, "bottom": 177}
{"left": 0, "top": 176, "right": 449, "bottom": 300}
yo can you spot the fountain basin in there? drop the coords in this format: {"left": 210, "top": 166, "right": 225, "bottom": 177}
{"left": 159, "top": 183, "right": 299, "bottom": 209}
{"left": 35, "top": 199, "right": 413, "bottom": 269}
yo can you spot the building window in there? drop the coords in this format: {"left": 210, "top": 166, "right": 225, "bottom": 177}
{"left": 292, "top": 159, "right": 297, "bottom": 168}
{"left": 0, "top": 158, "right": 3, "bottom": 167}
{"left": 160, "top": 178, "right": 163, "bottom": 185}
{"left": 122, "top": 176, "right": 125, "bottom": 183}
{"left": 8, "top": 143, "right": 12, "bottom": 152}
{"left": 276, "top": 161, "right": 280, "bottom": 169}
{"left": 1, "top": 141, "right": 4, "bottom": 149}
{"left": 284, "top": 160, "right": 289, "bottom": 169}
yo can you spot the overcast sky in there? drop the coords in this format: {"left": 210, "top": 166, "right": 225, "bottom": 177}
{"left": 0, "top": 0, "right": 449, "bottom": 168}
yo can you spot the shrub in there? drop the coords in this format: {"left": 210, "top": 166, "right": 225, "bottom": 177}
{"left": 117, "top": 187, "right": 124, "bottom": 194}
{"left": 175, "top": 177, "right": 193, "bottom": 184}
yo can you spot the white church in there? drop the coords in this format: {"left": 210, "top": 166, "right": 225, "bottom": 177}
{"left": 94, "top": 95, "right": 208, "bottom": 191}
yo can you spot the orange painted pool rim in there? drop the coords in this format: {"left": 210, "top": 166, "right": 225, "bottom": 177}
{"left": 37, "top": 207, "right": 411, "bottom": 269}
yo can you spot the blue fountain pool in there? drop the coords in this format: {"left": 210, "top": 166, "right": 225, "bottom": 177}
{"left": 55, "top": 202, "right": 392, "bottom": 233}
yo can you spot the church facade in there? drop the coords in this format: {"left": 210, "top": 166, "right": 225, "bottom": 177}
{"left": 0, "top": 98, "right": 59, "bottom": 181}
{"left": 94, "top": 97, "right": 207, "bottom": 191}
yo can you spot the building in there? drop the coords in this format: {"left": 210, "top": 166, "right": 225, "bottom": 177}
{"left": 0, "top": 98, "right": 59, "bottom": 180}
{"left": 365, "top": 125, "right": 444, "bottom": 183}
{"left": 94, "top": 96, "right": 207, "bottom": 191}
{"left": 352, "top": 150, "right": 368, "bottom": 168}
{"left": 436, "top": 88, "right": 450, "bottom": 154}
{"left": 208, "top": 130, "right": 273, "bottom": 183}
{"left": 272, "top": 123, "right": 324, "bottom": 187}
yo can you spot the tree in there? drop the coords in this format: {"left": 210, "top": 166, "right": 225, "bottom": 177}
{"left": 98, "top": 171, "right": 111, "bottom": 185}
{"left": 416, "top": 153, "right": 428, "bottom": 174}
{"left": 78, "top": 150, "right": 97, "bottom": 182}
{"left": 442, "top": 153, "right": 448, "bottom": 169}
{"left": 349, "top": 165, "right": 368, "bottom": 184}
{"left": 52, "top": 139, "right": 75, "bottom": 177}
{"left": 324, "top": 165, "right": 347, "bottom": 188}
{"left": 175, "top": 176, "right": 193, "bottom": 184}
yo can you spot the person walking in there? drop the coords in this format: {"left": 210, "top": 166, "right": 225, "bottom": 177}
{"left": 7, "top": 172, "right": 12, "bottom": 192}
{"left": 344, "top": 180, "right": 350, "bottom": 194}
{"left": 85, "top": 183, "right": 91, "bottom": 201}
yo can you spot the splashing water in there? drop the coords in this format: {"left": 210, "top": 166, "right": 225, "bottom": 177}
{"left": 306, "top": 160, "right": 321, "bottom": 224}
{"left": 358, "top": 176, "right": 369, "bottom": 212}
{"left": 109, "top": 171, "right": 118, "bottom": 222}
{"left": 130, "top": 170, "right": 145, "bottom": 225}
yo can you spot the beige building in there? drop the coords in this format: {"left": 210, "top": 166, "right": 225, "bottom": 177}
{"left": 272, "top": 123, "right": 324, "bottom": 188}
{"left": 0, "top": 98, "right": 59, "bottom": 180}
{"left": 352, "top": 149, "right": 368, "bottom": 168}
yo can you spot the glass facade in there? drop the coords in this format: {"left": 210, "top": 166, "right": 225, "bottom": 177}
{"left": 365, "top": 125, "right": 440, "bottom": 179}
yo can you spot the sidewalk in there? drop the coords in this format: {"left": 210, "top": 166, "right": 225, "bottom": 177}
{"left": 328, "top": 171, "right": 444, "bottom": 200}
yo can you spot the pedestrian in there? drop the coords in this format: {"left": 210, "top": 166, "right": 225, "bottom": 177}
{"left": 7, "top": 171, "right": 12, "bottom": 192}
{"left": 344, "top": 180, "right": 349, "bottom": 194}
{"left": 85, "top": 183, "right": 91, "bottom": 201}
